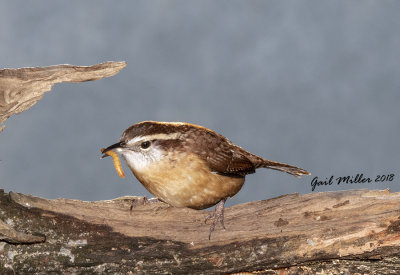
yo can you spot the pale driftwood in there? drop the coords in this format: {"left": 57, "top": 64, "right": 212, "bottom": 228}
{"left": 0, "top": 189, "right": 400, "bottom": 274}
{"left": 0, "top": 61, "right": 126, "bottom": 132}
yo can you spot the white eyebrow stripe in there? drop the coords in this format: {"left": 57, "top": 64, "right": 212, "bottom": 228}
{"left": 127, "top": 133, "right": 181, "bottom": 145}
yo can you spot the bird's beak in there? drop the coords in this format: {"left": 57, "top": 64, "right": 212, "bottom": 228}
{"left": 101, "top": 141, "right": 125, "bottom": 158}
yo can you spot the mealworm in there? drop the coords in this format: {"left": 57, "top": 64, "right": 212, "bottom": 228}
{"left": 101, "top": 148, "right": 125, "bottom": 178}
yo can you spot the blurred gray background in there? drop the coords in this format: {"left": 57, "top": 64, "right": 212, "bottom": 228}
{"left": 0, "top": 1, "right": 399, "bottom": 207}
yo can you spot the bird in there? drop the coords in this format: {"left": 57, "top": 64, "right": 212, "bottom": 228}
{"left": 101, "top": 121, "right": 310, "bottom": 239}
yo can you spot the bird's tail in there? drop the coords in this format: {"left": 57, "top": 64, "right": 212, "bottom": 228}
{"left": 259, "top": 159, "right": 311, "bottom": 178}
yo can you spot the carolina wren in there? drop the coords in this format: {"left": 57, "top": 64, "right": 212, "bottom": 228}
{"left": 102, "top": 121, "right": 310, "bottom": 238}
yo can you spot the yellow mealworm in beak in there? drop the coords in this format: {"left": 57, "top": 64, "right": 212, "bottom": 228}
{"left": 101, "top": 148, "right": 125, "bottom": 178}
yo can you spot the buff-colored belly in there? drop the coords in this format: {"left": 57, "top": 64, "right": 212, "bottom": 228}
{"left": 130, "top": 153, "right": 245, "bottom": 210}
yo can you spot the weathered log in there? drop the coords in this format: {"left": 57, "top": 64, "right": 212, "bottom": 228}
{"left": 0, "top": 61, "right": 126, "bottom": 132}
{"left": 0, "top": 189, "right": 399, "bottom": 274}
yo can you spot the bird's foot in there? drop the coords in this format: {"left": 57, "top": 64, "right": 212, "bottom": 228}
{"left": 204, "top": 198, "right": 227, "bottom": 240}
{"left": 130, "top": 197, "right": 163, "bottom": 211}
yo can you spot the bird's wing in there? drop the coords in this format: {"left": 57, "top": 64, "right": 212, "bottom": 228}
{"left": 190, "top": 131, "right": 256, "bottom": 177}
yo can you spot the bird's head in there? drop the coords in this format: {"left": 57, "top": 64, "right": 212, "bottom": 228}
{"left": 101, "top": 121, "right": 186, "bottom": 171}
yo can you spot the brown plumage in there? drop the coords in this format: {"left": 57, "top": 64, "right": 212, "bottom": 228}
{"left": 102, "top": 121, "right": 310, "bottom": 238}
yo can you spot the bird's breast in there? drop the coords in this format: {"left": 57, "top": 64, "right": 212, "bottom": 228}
{"left": 126, "top": 151, "right": 245, "bottom": 209}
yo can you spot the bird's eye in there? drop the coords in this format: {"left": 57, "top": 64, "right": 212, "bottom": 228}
{"left": 140, "top": 141, "right": 151, "bottom": 149}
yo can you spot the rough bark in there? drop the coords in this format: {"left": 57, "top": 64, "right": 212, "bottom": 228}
{"left": 0, "top": 61, "right": 126, "bottom": 132}
{"left": 0, "top": 189, "right": 400, "bottom": 274}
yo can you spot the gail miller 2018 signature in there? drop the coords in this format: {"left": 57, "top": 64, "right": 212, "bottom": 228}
{"left": 311, "top": 173, "right": 395, "bottom": 191}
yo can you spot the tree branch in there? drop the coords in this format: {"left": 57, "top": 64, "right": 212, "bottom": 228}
{"left": 0, "top": 61, "right": 126, "bottom": 132}
{"left": 1, "top": 189, "right": 400, "bottom": 274}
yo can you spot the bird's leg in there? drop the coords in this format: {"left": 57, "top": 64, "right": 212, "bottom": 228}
{"left": 204, "top": 198, "right": 227, "bottom": 240}
{"left": 130, "top": 197, "right": 164, "bottom": 212}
